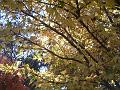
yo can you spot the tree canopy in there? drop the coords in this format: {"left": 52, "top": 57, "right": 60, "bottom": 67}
{"left": 0, "top": 0, "right": 120, "bottom": 90}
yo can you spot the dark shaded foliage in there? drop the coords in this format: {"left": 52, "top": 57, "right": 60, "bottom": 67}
{"left": 20, "top": 55, "right": 49, "bottom": 71}
{"left": 100, "top": 80, "right": 120, "bottom": 90}
{"left": 0, "top": 71, "right": 29, "bottom": 90}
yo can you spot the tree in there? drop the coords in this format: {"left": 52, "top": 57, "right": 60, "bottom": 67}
{"left": 0, "top": 70, "right": 29, "bottom": 90}
{"left": 0, "top": 0, "right": 120, "bottom": 89}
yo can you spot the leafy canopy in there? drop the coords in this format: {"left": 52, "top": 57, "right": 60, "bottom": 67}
{"left": 0, "top": 0, "right": 120, "bottom": 89}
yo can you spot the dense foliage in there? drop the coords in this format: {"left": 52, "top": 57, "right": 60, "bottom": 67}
{"left": 0, "top": 0, "right": 120, "bottom": 90}
{"left": 0, "top": 70, "right": 29, "bottom": 90}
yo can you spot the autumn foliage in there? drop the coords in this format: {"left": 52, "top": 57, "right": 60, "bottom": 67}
{"left": 0, "top": 55, "right": 29, "bottom": 90}
{"left": 0, "top": 55, "right": 14, "bottom": 65}
{"left": 0, "top": 71, "right": 29, "bottom": 90}
{"left": 0, "top": 0, "right": 120, "bottom": 89}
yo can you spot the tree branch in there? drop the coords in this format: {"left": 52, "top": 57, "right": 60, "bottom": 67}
{"left": 52, "top": 20, "right": 98, "bottom": 64}
{"left": 11, "top": 30, "right": 84, "bottom": 65}
{"left": 78, "top": 20, "right": 110, "bottom": 52}
{"left": 103, "top": 5, "right": 114, "bottom": 23}
{"left": 21, "top": 10, "right": 91, "bottom": 65}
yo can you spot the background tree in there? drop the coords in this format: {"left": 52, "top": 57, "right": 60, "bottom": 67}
{"left": 0, "top": 0, "right": 120, "bottom": 90}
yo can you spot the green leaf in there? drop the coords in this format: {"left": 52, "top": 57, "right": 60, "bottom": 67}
{"left": 58, "top": 1, "right": 65, "bottom": 8}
